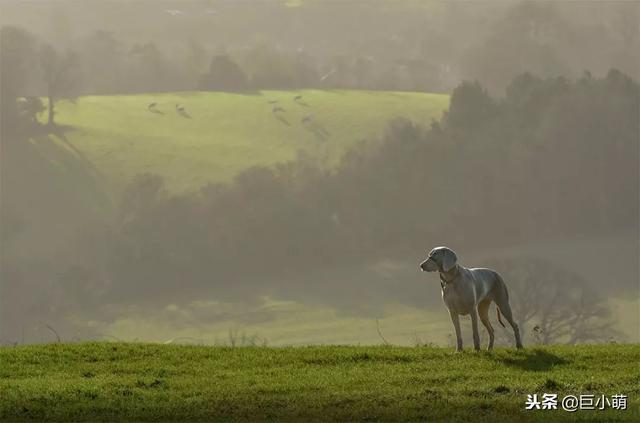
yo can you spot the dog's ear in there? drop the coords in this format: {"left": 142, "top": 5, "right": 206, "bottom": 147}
{"left": 441, "top": 248, "right": 458, "bottom": 272}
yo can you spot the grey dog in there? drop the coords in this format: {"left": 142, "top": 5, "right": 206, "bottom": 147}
{"left": 420, "top": 246, "right": 523, "bottom": 351}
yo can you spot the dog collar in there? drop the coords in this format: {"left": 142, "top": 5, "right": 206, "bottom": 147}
{"left": 439, "top": 266, "right": 460, "bottom": 288}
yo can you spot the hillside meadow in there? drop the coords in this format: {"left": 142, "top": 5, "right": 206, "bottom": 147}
{"left": 41, "top": 90, "right": 449, "bottom": 194}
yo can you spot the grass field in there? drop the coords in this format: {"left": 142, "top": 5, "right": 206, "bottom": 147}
{"left": 1, "top": 343, "right": 638, "bottom": 422}
{"left": 45, "top": 90, "right": 449, "bottom": 194}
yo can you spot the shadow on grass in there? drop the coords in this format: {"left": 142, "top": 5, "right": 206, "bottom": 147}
{"left": 491, "top": 348, "right": 568, "bottom": 371}
{"left": 51, "top": 126, "right": 104, "bottom": 180}
{"left": 25, "top": 124, "right": 113, "bottom": 215}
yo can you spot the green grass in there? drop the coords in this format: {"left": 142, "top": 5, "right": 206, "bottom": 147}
{"left": 46, "top": 90, "right": 448, "bottom": 193}
{"left": 1, "top": 343, "right": 638, "bottom": 422}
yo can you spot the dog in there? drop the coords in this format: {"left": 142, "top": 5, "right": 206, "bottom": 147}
{"left": 419, "top": 246, "right": 523, "bottom": 351}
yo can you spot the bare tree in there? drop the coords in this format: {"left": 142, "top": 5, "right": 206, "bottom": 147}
{"left": 40, "top": 44, "right": 77, "bottom": 126}
{"left": 486, "top": 257, "right": 622, "bottom": 345}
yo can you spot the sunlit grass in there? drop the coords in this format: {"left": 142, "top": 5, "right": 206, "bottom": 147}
{"left": 1, "top": 343, "right": 638, "bottom": 421}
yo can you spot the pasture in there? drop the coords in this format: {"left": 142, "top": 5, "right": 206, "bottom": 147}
{"left": 1, "top": 343, "right": 638, "bottom": 422}
{"left": 44, "top": 90, "right": 449, "bottom": 194}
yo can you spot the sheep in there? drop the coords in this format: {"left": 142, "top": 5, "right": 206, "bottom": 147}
{"left": 174, "top": 104, "right": 191, "bottom": 118}
{"left": 147, "top": 102, "right": 164, "bottom": 115}
{"left": 293, "top": 95, "right": 303, "bottom": 101}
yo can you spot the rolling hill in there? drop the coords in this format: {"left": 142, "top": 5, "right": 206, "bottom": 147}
{"left": 43, "top": 90, "right": 449, "bottom": 194}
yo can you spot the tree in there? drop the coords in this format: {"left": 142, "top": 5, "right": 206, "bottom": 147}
{"left": 40, "top": 43, "right": 77, "bottom": 126}
{"left": 199, "top": 54, "right": 248, "bottom": 91}
{"left": 17, "top": 97, "right": 45, "bottom": 125}
{"left": 486, "top": 257, "right": 622, "bottom": 345}
{"left": 129, "top": 42, "right": 179, "bottom": 92}
{"left": 186, "top": 39, "right": 209, "bottom": 77}
{"left": 77, "top": 30, "right": 123, "bottom": 94}
{"left": 460, "top": 2, "right": 570, "bottom": 93}
{"left": 0, "top": 26, "right": 38, "bottom": 132}
{"left": 443, "top": 80, "right": 497, "bottom": 132}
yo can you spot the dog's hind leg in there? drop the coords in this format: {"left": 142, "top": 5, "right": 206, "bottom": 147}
{"left": 495, "top": 299, "right": 523, "bottom": 349}
{"left": 493, "top": 276, "right": 524, "bottom": 349}
{"left": 478, "top": 299, "right": 494, "bottom": 351}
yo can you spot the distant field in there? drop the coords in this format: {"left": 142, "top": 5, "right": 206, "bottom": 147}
{"left": 1, "top": 343, "right": 638, "bottom": 422}
{"left": 44, "top": 90, "right": 449, "bottom": 193}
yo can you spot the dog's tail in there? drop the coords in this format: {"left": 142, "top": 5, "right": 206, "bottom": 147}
{"left": 496, "top": 307, "right": 506, "bottom": 328}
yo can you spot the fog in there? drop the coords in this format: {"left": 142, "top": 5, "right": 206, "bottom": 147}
{"left": 1, "top": 0, "right": 638, "bottom": 346}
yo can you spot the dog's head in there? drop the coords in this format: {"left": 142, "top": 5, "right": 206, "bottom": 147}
{"left": 419, "top": 246, "right": 457, "bottom": 273}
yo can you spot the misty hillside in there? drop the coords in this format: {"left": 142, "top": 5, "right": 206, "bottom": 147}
{"left": 40, "top": 90, "right": 448, "bottom": 193}
{"left": 4, "top": 71, "right": 637, "bottom": 347}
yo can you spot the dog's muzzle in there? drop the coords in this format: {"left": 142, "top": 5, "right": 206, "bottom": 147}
{"left": 420, "top": 258, "right": 436, "bottom": 272}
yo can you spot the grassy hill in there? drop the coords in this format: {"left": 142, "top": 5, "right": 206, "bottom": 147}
{"left": 46, "top": 90, "right": 449, "bottom": 194}
{"left": 1, "top": 343, "right": 638, "bottom": 422}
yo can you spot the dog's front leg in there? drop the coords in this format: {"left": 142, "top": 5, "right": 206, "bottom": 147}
{"left": 449, "top": 310, "right": 463, "bottom": 352}
{"left": 469, "top": 309, "right": 481, "bottom": 351}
